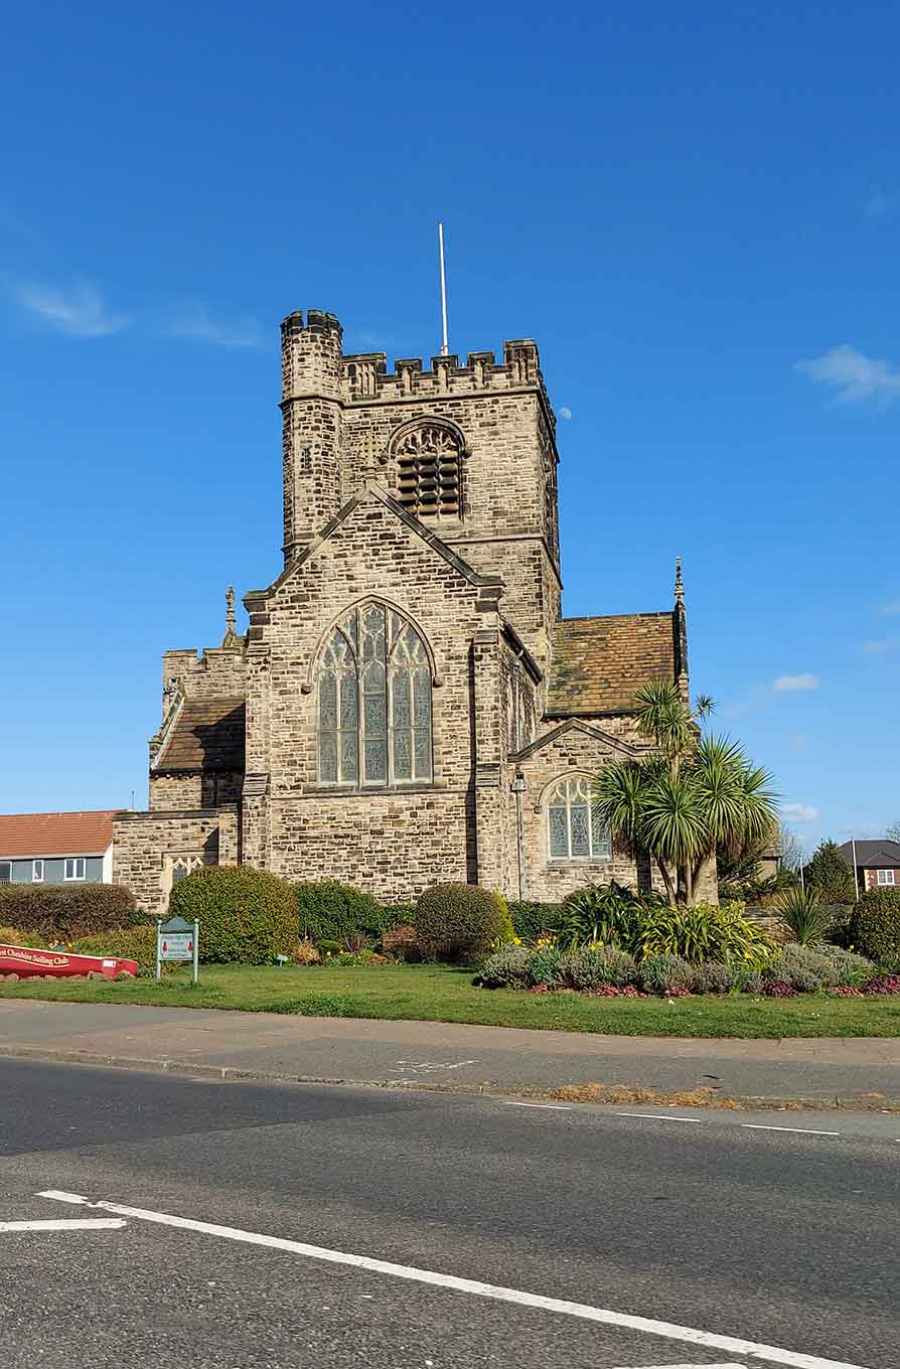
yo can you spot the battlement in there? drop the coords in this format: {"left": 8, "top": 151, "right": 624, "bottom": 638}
{"left": 280, "top": 310, "right": 549, "bottom": 414}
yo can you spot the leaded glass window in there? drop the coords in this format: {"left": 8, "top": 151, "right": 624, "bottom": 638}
{"left": 547, "top": 776, "right": 611, "bottom": 861}
{"left": 317, "top": 603, "right": 432, "bottom": 787}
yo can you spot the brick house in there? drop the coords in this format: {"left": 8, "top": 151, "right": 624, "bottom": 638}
{"left": 838, "top": 840, "right": 900, "bottom": 895}
{"left": 114, "top": 310, "right": 705, "bottom": 915}
{"left": 0, "top": 811, "right": 119, "bottom": 887}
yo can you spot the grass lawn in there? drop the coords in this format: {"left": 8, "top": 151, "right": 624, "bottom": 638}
{"left": 2, "top": 963, "right": 899, "bottom": 1037}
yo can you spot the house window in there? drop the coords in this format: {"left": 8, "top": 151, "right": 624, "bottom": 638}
{"left": 0, "top": 861, "right": 10, "bottom": 884}
{"left": 64, "top": 857, "right": 86, "bottom": 881}
{"left": 317, "top": 602, "right": 432, "bottom": 788}
{"left": 393, "top": 423, "right": 463, "bottom": 519}
{"left": 547, "top": 776, "right": 612, "bottom": 861}
{"left": 877, "top": 869, "right": 896, "bottom": 886}
{"left": 32, "top": 860, "right": 44, "bottom": 883}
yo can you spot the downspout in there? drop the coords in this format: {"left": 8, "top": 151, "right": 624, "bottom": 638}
{"left": 511, "top": 771, "right": 527, "bottom": 902}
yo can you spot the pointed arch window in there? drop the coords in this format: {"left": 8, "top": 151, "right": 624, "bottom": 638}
{"left": 547, "top": 776, "right": 611, "bottom": 861}
{"left": 393, "top": 422, "right": 464, "bottom": 519}
{"left": 317, "top": 603, "right": 433, "bottom": 787}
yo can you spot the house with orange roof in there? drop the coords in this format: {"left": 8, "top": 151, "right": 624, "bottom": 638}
{"left": 0, "top": 811, "right": 121, "bottom": 887}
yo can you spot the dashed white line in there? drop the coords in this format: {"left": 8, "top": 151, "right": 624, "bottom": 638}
{"left": 0, "top": 1218, "right": 126, "bottom": 1232}
{"left": 503, "top": 1101, "right": 574, "bottom": 1111}
{"left": 740, "top": 1126, "right": 840, "bottom": 1137}
{"left": 39, "top": 1190, "right": 867, "bottom": 1369}
{"left": 614, "top": 1112, "right": 703, "bottom": 1124}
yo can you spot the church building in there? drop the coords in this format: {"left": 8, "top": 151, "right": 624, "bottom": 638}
{"left": 113, "top": 310, "right": 692, "bottom": 915}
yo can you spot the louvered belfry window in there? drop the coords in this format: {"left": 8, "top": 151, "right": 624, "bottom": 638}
{"left": 318, "top": 602, "right": 433, "bottom": 787}
{"left": 394, "top": 424, "right": 462, "bottom": 518}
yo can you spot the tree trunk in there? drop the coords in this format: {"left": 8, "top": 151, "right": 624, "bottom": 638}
{"left": 657, "top": 859, "right": 676, "bottom": 907}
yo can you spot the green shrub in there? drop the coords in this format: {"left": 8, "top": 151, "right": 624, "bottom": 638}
{"left": 638, "top": 954, "right": 693, "bottom": 994}
{"left": 294, "top": 880, "right": 387, "bottom": 945}
{"left": 70, "top": 926, "right": 159, "bottom": 975}
{"left": 475, "top": 946, "right": 531, "bottom": 988}
{"left": 819, "top": 944, "right": 874, "bottom": 987}
{"left": 413, "top": 882, "right": 507, "bottom": 962}
{"left": 803, "top": 839, "right": 856, "bottom": 904}
{"left": 850, "top": 888, "right": 900, "bottom": 968}
{"left": 509, "top": 900, "right": 564, "bottom": 943}
{"left": 380, "top": 924, "right": 421, "bottom": 962}
{"left": 0, "top": 883, "right": 141, "bottom": 941}
{"left": 490, "top": 891, "right": 516, "bottom": 945}
{"left": 0, "top": 925, "right": 49, "bottom": 949}
{"left": 637, "top": 900, "right": 773, "bottom": 968}
{"left": 559, "top": 882, "right": 643, "bottom": 950}
{"left": 558, "top": 945, "right": 637, "bottom": 990}
{"left": 169, "top": 866, "right": 296, "bottom": 964}
{"left": 525, "top": 945, "right": 563, "bottom": 987}
{"left": 765, "top": 944, "right": 839, "bottom": 992}
{"left": 773, "top": 887, "right": 834, "bottom": 946}
{"left": 690, "top": 960, "right": 732, "bottom": 994}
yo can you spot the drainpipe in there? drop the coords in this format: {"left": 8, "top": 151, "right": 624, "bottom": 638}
{"left": 511, "top": 771, "right": 527, "bottom": 902}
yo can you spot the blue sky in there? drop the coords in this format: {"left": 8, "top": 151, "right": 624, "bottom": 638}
{"left": 1, "top": 1, "right": 898, "bottom": 854}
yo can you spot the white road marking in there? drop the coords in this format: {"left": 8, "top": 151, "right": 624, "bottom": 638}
{"left": 740, "top": 1126, "right": 840, "bottom": 1137}
{"left": 615, "top": 1113, "right": 703, "bottom": 1124}
{"left": 613, "top": 1363, "right": 748, "bottom": 1368}
{"left": 503, "top": 1101, "right": 574, "bottom": 1111}
{"left": 38, "top": 1191, "right": 867, "bottom": 1369}
{"left": 0, "top": 1218, "right": 126, "bottom": 1232}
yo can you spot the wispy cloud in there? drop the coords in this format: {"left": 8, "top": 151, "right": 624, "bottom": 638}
{"left": 16, "top": 280, "right": 129, "bottom": 338}
{"left": 782, "top": 803, "right": 819, "bottom": 823}
{"left": 796, "top": 344, "right": 900, "bottom": 407}
{"left": 863, "top": 187, "right": 894, "bottom": 220}
{"left": 863, "top": 638, "right": 899, "bottom": 655}
{"left": 558, "top": 406, "right": 573, "bottom": 421}
{"left": 164, "top": 304, "right": 264, "bottom": 349}
{"left": 773, "top": 674, "right": 819, "bottom": 692}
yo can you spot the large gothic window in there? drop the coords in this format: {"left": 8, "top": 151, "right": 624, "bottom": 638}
{"left": 394, "top": 423, "right": 463, "bottom": 519}
{"left": 547, "top": 776, "right": 612, "bottom": 861}
{"left": 317, "top": 603, "right": 433, "bottom": 787}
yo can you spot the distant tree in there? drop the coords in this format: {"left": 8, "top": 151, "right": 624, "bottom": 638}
{"left": 777, "top": 823, "right": 804, "bottom": 874}
{"left": 886, "top": 820, "right": 900, "bottom": 843}
{"left": 803, "top": 839, "right": 856, "bottom": 904}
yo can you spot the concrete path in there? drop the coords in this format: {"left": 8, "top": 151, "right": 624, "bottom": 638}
{"left": 1, "top": 998, "right": 898, "bottom": 1106}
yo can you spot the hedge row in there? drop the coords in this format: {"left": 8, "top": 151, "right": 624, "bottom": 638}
{"left": 0, "top": 883, "right": 140, "bottom": 940}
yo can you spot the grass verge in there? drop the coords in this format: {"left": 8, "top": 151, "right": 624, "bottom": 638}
{"left": 2, "top": 963, "right": 899, "bottom": 1037}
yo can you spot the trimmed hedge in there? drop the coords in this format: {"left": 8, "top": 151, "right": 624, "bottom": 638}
{"left": 169, "top": 866, "right": 296, "bottom": 964}
{"left": 509, "top": 900, "right": 564, "bottom": 943}
{"left": 850, "top": 888, "right": 900, "bottom": 968}
{"left": 295, "top": 880, "right": 388, "bottom": 946}
{"left": 414, "top": 882, "right": 507, "bottom": 962}
{"left": 71, "top": 926, "right": 159, "bottom": 975}
{"left": 0, "top": 883, "right": 140, "bottom": 940}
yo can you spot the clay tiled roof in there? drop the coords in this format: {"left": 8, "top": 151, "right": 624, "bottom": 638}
{"left": 547, "top": 612, "right": 677, "bottom": 715}
{"left": 156, "top": 697, "right": 246, "bottom": 771}
{"left": 0, "top": 810, "right": 119, "bottom": 858}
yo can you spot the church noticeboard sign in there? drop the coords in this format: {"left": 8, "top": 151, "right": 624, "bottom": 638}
{"left": 156, "top": 915, "right": 199, "bottom": 984}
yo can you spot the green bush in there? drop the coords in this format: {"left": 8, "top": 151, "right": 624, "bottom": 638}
{"left": 803, "top": 839, "right": 856, "bottom": 904}
{"left": 638, "top": 954, "right": 693, "bottom": 994}
{"left": 413, "top": 882, "right": 508, "bottom": 962}
{"left": 70, "top": 926, "right": 159, "bottom": 975}
{"left": 559, "top": 882, "right": 643, "bottom": 950}
{"left": 637, "top": 901, "right": 774, "bottom": 968}
{"left": 773, "top": 887, "right": 834, "bottom": 946}
{"left": 169, "top": 866, "right": 296, "bottom": 964}
{"left": 475, "top": 945, "right": 531, "bottom": 988}
{"left": 0, "top": 883, "right": 141, "bottom": 941}
{"left": 819, "top": 944, "right": 874, "bottom": 986}
{"left": 490, "top": 891, "right": 516, "bottom": 945}
{"left": 765, "top": 944, "right": 837, "bottom": 992}
{"left": 525, "top": 945, "right": 563, "bottom": 987}
{"left": 509, "top": 900, "right": 564, "bottom": 943}
{"left": 294, "top": 880, "right": 387, "bottom": 946}
{"left": 0, "top": 925, "right": 49, "bottom": 949}
{"left": 690, "top": 960, "right": 732, "bottom": 994}
{"left": 558, "top": 945, "right": 637, "bottom": 990}
{"left": 850, "top": 888, "right": 900, "bottom": 968}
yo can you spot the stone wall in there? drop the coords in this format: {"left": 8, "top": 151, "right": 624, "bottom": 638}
{"left": 112, "top": 806, "right": 238, "bottom": 917}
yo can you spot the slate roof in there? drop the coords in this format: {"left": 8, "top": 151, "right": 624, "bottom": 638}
{"left": 0, "top": 810, "right": 119, "bottom": 858}
{"left": 547, "top": 612, "right": 677, "bottom": 715}
{"left": 838, "top": 840, "right": 900, "bottom": 868}
{"left": 155, "top": 698, "right": 246, "bottom": 772}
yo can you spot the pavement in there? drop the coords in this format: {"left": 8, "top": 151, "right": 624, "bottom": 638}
{"left": 1, "top": 997, "right": 899, "bottom": 1106}
{"left": 1, "top": 1057, "right": 897, "bottom": 1368}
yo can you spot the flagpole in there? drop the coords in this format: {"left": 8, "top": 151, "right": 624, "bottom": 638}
{"left": 851, "top": 837, "right": 859, "bottom": 900}
{"left": 438, "top": 222, "right": 449, "bottom": 356}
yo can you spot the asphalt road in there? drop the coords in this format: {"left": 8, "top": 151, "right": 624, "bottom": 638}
{"left": 0, "top": 1060, "right": 897, "bottom": 1369}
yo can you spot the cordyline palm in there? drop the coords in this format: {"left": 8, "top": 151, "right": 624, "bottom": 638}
{"left": 593, "top": 682, "right": 777, "bottom": 906}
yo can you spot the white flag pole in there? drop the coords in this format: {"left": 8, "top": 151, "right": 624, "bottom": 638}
{"left": 438, "top": 222, "right": 449, "bottom": 357}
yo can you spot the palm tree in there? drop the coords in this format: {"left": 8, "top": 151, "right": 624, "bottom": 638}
{"left": 593, "top": 682, "right": 777, "bottom": 907}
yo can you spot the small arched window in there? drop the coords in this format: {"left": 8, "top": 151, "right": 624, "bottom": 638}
{"left": 318, "top": 602, "right": 432, "bottom": 787}
{"left": 547, "top": 776, "right": 611, "bottom": 861}
{"left": 393, "top": 423, "right": 463, "bottom": 519}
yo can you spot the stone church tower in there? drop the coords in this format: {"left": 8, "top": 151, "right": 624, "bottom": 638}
{"left": 113, "top": 310, "right": 691, "bottom": 914}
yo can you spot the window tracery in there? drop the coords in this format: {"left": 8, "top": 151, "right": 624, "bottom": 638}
{"left": 393, "top": 423, "right": 463, "bottom": 519}
{"left": 547, "top": 776, "right": 611, "bottom": 861}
